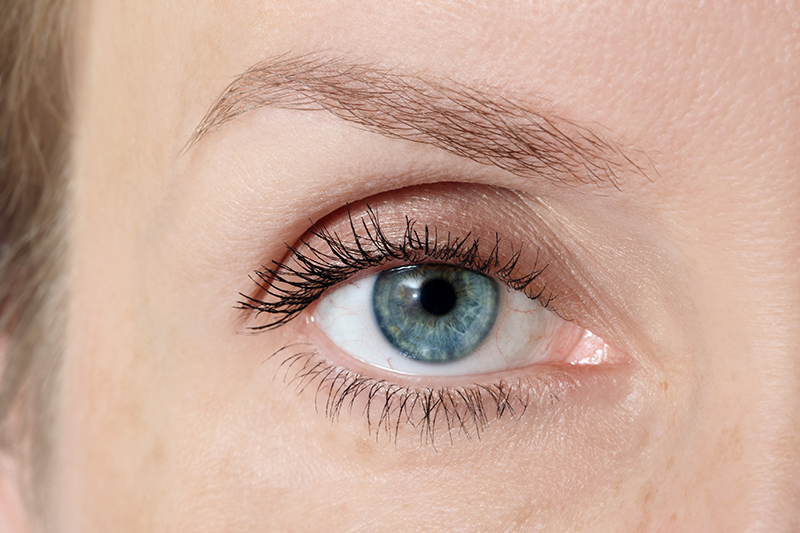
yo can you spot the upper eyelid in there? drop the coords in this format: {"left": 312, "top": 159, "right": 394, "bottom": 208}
{"left": 185, "top": 53, "right": 649, "bottom": 189}
{"left": 237, "top": 206, "right": 552, "bottom": 331}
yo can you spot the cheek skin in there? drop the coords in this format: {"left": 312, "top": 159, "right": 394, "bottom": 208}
{"left": 61, "top": 296, "right": 656, "bottom": 532}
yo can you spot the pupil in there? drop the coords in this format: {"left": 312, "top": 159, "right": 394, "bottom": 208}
{"left": 419, "top": 278, "right": 457, "bottom": 316}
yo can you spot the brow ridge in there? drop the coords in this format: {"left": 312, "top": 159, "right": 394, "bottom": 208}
{"left": 188, "top": 54, "right": 645, "bottom": 187}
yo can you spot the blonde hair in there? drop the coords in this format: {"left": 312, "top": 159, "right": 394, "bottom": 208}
{"left": 0, "top": 0, "right": 71, "bottom": 523}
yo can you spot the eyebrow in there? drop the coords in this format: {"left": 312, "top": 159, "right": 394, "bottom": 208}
{"left": 188, "top": 54, "right": 645, "bottom": 187}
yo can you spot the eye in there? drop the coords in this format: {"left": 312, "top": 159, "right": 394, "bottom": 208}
{"left": 239, "top": 197, "right": 631, "bottom": 440}
{"left": 313, "top": 263, "right": 594, "bottom": 377}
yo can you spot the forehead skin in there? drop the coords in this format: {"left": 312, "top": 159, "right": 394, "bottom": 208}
{"left": 58, "top": 1, "right": 799, "bottom": 532}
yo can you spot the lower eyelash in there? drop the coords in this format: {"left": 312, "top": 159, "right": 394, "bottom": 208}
{"left": 269, "top": 343, "right": 562, "bottom": 445}
{"left": 238, "top": 205, "right": 551, "bottom": 330}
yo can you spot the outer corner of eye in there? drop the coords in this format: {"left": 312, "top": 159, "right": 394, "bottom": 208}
{"left": 310, "top": 263, "right": 625, "bottom": 379}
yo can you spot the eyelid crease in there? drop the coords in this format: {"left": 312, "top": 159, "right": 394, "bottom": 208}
{"left": 237, "top": 205, "right": 551, "bottom": 330}
{"left": 187, "top": 53, "right": 651, "bottom": 188}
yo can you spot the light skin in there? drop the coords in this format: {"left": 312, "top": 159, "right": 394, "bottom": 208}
{"left": 9, "top": 0, "right": 799, "bottom": 531}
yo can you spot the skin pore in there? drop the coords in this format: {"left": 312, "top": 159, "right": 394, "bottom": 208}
{"left": 23, "top": 0, "right": 799, "bottom": 531}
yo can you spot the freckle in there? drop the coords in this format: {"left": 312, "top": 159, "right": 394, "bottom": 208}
{"left": 660, "top": 381, "right": 669, "bottom": 391}
{"left": 635, "top": 481, "right": 655, "bottom": 531}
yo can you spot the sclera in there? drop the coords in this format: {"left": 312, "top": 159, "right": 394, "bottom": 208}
{"left": 314, "top": 269, "right": 589, "bottom": 377}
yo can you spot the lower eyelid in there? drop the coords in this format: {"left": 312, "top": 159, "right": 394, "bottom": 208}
{"left": 265, "top": 336, "right": 639, "bottom": 444}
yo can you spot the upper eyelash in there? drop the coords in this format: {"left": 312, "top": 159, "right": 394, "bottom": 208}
{"left": 237, "top": 205, "right": 551, "bottom": 330}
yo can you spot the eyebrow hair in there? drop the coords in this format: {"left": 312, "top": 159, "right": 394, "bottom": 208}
{"left": 188, "top": 54, "right": 646, "bottom": 187}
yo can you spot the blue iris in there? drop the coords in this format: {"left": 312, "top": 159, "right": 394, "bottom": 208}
{"left": 372, "top": 264, "right": 500, "bottom": 362}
